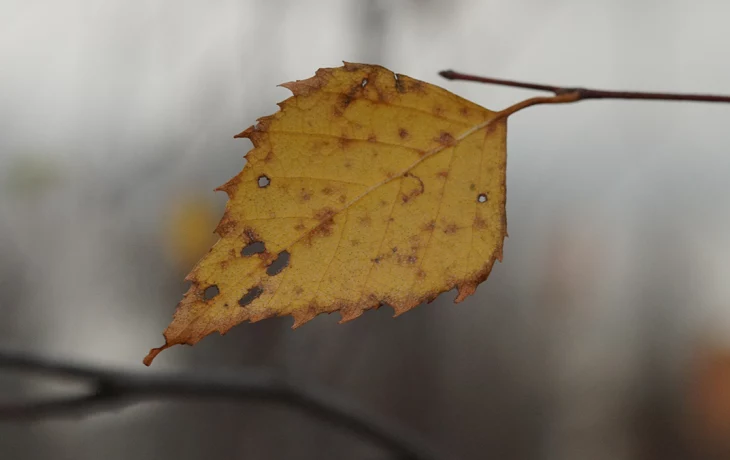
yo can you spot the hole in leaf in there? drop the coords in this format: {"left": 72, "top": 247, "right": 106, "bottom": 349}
{"left": 361, "top": 78, "right": 368, "bottom": 87}
{"left": 239, "top": 285, "right": 263, "bottom": 307}
{"left": 266, "top": 250, "right": 290, "bottom": 276}
{"left": 242, "top": 241, "right": 266, "bottom": 256}
{"left": 203, "top": 285, "right": 219, "bottom": 300}
{"left": 478, "top": 193, "right": 487, "bottom": 203}
{"left": 258, "top": 175, "right": 270, "bottom": 188}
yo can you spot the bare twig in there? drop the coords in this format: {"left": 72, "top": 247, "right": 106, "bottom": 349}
{"left": 440, "top": 70, "right": 730, "bottom": 104}
{"left": 0, "top": 350, "right": 447, "bottom": 460}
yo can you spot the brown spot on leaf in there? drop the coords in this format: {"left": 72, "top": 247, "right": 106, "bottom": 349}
{"left": 436, "top": 170, "right": 449, "bottom": 179}
{"left": 338, "top": 194, "right": 347, "bottom": 204}
{"left": 400, "top": 173, "right": 424, "bottom": 204}
{"left": 367, "top": 134, "right": 377, "bottom": 143}
{"left": 433, "top": 106, "right": 445, "bottom": 117}
{"left": 314, "top": 207, "right": 336, "bottom": 221}
{"left": 436, "top": 131, "right": 456, "bottom": 147}
{"left": 443, "top": 223, "right": 459, "bottom": 234}
{"left": 322, "top": 187, "right": 333, "bottom": 196}
{"left": 374, "top": 86, "right": 389, "bottom": 103}
{"left": 300, "top": 189, "right": 311, "bottom": 201}
{"left": 416, "top": 269, "right": 426, "bottom": 279}
{"left": 393, "top": 75, "right": 426, "bottom": 94}
{"left": 474, "top": 216, "right": 488, "bottom": 229}
{"left": 399, "top": 128, "right": 409, "bottom": 139}
{"left": 422, "top": 220, "right": 436, "bottom": 231}
{"left": 257, "top": 251, "right": 275, "bottom": 265}
{"left": 459, "top": 107, "right": 469, "bottom": 116}
{"left": 338, "top": 93, "right": 353, "bottom": 111}
{"left": 214, "top": 211, "right": 237, "bottom": 237}
{"left": 338, "top": 137, "right": 353, "bottom": 149}
{"left": 309, "top": 208, "right": 336, "bottom": 240}
{"left": 394, "top": 252, "right": 419, "bottom": 265}
{"left": 394, "top": 74, "right": 406, "bottom": 93}
{"left": 294, "top": 222, "right": 307, "bottom": 232}
{"left": 410, "top": 80, "right": 426, "bottom": 93}
{"left": 343, "top": 62, "right": 365, "bottom": 72}
{"left": 336, "top": 81, "right": 366, "bottom": 116}
{"left": 344, "top": 160, "right": 353, "bottom": 169}
{"left": 243, "top": 228, "right": 259, "bottom": 243}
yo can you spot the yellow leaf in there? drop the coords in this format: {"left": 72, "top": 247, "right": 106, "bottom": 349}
{"left": 144, "top": 63, "right": 506, "bottom": 365}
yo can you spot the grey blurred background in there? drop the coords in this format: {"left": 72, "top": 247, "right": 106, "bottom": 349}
{"left": 1, "top": 0, "right": 729, "bottom": 459}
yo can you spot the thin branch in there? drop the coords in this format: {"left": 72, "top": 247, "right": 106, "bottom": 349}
{"left": 440, "top": 70, "right": 730, "bottom": 104}
{"left": 0, "top": 350, "right": 447, "bottom": 460}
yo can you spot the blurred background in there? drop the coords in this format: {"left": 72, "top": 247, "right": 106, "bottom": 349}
{"left": 1, "top": 0, "right": 729, "bottom": 459}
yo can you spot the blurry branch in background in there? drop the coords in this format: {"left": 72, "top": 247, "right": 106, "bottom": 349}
{"left": 440, "top": 70, "right": 730, "bottom": 104}
{"left": 0, "top": 350, "right": 446, "bottom": 460}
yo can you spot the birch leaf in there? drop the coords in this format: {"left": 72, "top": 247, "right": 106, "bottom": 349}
{"left": 145, "top": 63, "right": 507, "bottom": 365}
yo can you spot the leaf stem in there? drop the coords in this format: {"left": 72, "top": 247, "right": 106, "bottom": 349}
{"left": 440, "top": 70, "right": 730, "bottom": 105}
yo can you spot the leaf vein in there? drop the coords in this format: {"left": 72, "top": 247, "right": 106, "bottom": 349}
{"left": 311, "top": 208, "right": 350, "bottom": 305}
{"left": 357, "top": 178, "right": 404, "bottom": 300}
{"left": 409, "top": 144, "right": 459, "bottom": 290}
{"left": 320, "top": 90, "right": 472, "bottom": 127}
{"left": 267, "top": 130, "right": 425, "bottom": 154}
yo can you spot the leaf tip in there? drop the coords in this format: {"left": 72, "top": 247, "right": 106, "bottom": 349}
{"left": 234, "top": 123, "right": 267, "bottom": 146}
{"left": 291, "top": 308, "right": 317, "bottom": 329}
{"left": 278, "top": 67, "right": 330, "bottom": 97}
{"left": 215, "top": 176, "right": 239, "bottom": 196}
{"left": 341, "top": 61, "right": 365, "bottom": 71}
{"left": 390, "top": 301, "right": 413, "bottom": 317}
{"left": 234, "top": 126, "right": 254, "bottom": 139}
{"left": 338, "top": 306, "right": 364, "bottom": 323}
{"left": 143, "top": 343, "right": 170, "bottom": 366}
{"left": 454, "top": 282, "right": 477, "bottom": 303}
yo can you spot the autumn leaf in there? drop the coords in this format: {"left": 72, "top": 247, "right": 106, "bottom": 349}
{"left": 144, "top": 62, "right": 507, "bottom": 365}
